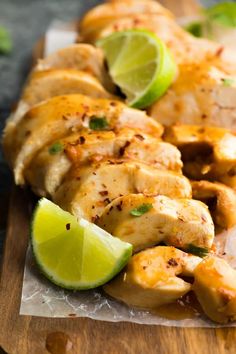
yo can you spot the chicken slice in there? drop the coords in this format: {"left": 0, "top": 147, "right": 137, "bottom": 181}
{"left": 149, "top": 61, "right": 236, "bottom": 130}
{"left": 79, "top": 0, "right": 173, "bottom": 43}
{"left": 4, "top": 69, "right": 113, "bottom": 143}
{"left": 35, "top": 43, "right": 113, "bottom": 91}
{"left": 164, "top": 125, "right": 236, "bottom": 182}
{"left": 97, "top": 14, "right": 224, "bottom": 66}
{"left": 54, "top": 161, "right": 192, "bottom": 221}
{"left": 3, "top": 94, "right": 162, "bottom": 185}
{"left": 104, "top": 246, "right": 201, "bottom": 309}
{"left": 97, "top": 194, "right": 214, "bottom": 252}
{"left": 192, "top": 180, "right": 236, "bottom": 229}
{"left": 193, "top": 256, "right": 236, "bottom": 323}
{"left": 25, "top": 129, "right": 182, "bottom": 197}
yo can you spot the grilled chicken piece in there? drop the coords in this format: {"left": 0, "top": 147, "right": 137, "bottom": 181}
{"left": 35, "top": 43, "right": 113, "bottom": 91}
{"left": 25, "top": 129, "right": 182, "bottom": 197}
{"left": 79, "top": 0, "right": 173, "bottom": 43}
{"left": 104, "top": 246, "right": 201, "bottom": 309}
{"left": 97, "top": 194, "right": 214, "bottom": 252}
{"left": 149, "top": 62, "right": 236, "bottom": 129}
{"left": 54, "top": 161, "right": 192, "bottom": 221}
{"left": 192, "top": 180, "right": 236, "bottom": 229}
{"left": 164, "top": 125, "right": 236, "bottom": 182}
{"left": 3, "top": 94, "right": 162, "bottom": 185}
{"left": 84, "top": 1, "right": 236, "bottom": 129}
{"left": 22, "top": 69, "right": 112, "bottom": 106}
{"left": 96, "top": 14, "right": 228, "bottom": 66}
{"left": 193, "top": 256, "right": 236, "bottom": 323}
{"left": 4, "top": 70, "right": 113, "bottom": 143}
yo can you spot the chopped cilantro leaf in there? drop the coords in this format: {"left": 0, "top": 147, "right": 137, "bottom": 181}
{"left": 89, "top": 117, "right": 109, "bottom": 131}
{"left": 130, "top": 203, "right": 153, "bottom": 217}
{"left": 48, "top": 142, "right": 63, "bottom": 155}
{"left": 185, "top": 22, "right": 203, "bottom": 38}
{"left": 186, "top": 244, "right": 209, "bottom": 258}
{"left": 222, "top": 78, "right": 234, "bottom": 86}
{"left": 0, "top": 26, "right": 12, "bottom": 54}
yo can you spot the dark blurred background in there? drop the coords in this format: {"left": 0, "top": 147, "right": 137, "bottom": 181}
{"left": 0, "top": 0, "right": 231, "bottom": 253}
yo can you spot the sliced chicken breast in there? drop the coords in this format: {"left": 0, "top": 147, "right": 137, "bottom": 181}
{"left": 22, "top": 69, "right": 112, "bottom": 106}
{"left": 3, "top": 94, "right": 162, "bottom": 185}
{"left": 25, "top": 128, "right": 182, "bottom": 197}
{"left": 4, "top": 70, "right": 113, "bottom": 144}
{"left": 193, "top": 256, "right": 236, "bottom": 323}
{"left": 97, "top": 194, "right": 214, "bottom": 252}
{"left": 149, "top": 61, "right": 236, "bottom": 129}
{"left": 35, "top": 43, "right": 113, "bottom": 91}
{"left": 97, "top": 14, "right": 223, "bottom": 65}
{"left": 104, "top": 246, "right": 201, "bottom": 309}
{"left": 164, "top": 125, "right": 236, "bottom": 182}
{"left": 79, "top": 0, "right": 173, "bottom": 43}
{"left": 54, "top": 161, "right": 192, "bottom": 221}
{"left": 192, "top": 180, "right": 236, "bottom": 229}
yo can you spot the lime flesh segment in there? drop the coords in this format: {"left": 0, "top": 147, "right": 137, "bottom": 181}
{"left": 97, "top": 29, "right": 177, "bottom": 109}
{"left": 32, "top": 198, "right": 132, "bottom": 290}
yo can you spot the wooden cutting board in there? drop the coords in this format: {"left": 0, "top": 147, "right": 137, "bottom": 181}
{"left": 1, "top": 1, "right": 236, "bottom": 353}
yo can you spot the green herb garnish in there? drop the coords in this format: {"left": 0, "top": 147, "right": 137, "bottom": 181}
{"left": 222, "top": 78, "right": 235, "bottom": 86}
{"left": 186, "top": 244, "right": 209, "bottom": 258}
{"left": 0, "top": 26, "right": 12, "bottom": 54}
{"left": 205, "top": 2, "right": 236, "bottom": 28}
{"left": 48, "top": 142, "right": 63, "bottom": 155}
{"left": 89, "top": 117, "right": 109, "bottom": 131}
{"left": 185, "top": 22, "right": 203, "bottom": 38}
{"left": 130, "top": 203, "right": 153, "bottom": 217}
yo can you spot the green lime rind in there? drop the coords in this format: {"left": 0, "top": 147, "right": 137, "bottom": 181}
{"left": 31, "top": 198, "right": 132, "bottom": 290}
{"left": 97, "top": 29, "right": 177, "bottom": 109}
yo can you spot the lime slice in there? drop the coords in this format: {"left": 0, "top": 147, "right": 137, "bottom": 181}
{"left": 31, "top": 198, "right": 132, "bottom": 290}
{"left": 97, "top": 29, "right": 177, "bottom": 109}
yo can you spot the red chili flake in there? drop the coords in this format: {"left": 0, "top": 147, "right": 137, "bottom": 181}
{"left": 79, "top": 136, "right": 85, "bottom": 144}
{"left": 116, "top": 202, "right": 123, "bottom": 211}
{"left": 66, "top": 223, "right": 71, "bottom": 230}
{"left": 99, "top": 190, "right": 108, "bottom": 196}
{"left": 201, "top": 114, "right": 207, "bottom": 119}
{"left": 201, "top": 214, "right": 208, "bottom": 223}
{"left": 215, "top": 46, "right": 224, "bottom": 57}
{"left": 134, "top": 134, "right": 145, "bottom": 141}
{"left": 119, "top": 141, "right": 131, "bottom": 157}
{"left": 104, "top": 198, "right": 111, "bottom": 205}
{"left": 167, "top": 258, "right": 178, "bottom": 267}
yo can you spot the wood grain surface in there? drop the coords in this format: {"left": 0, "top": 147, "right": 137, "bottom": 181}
{"left": 1, "top": 1, "right": 236, "bottom": 353}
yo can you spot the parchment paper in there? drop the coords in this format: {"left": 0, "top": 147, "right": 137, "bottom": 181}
{"left": 19, "top": 21, "right": 236, "bottom": 327}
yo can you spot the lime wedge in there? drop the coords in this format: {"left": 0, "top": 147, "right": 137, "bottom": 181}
{"left": 97, "top": 29, "right": 177, "bottom": 109}
{"left": 31, "top": 198, "right": 132, "bottom": 290}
